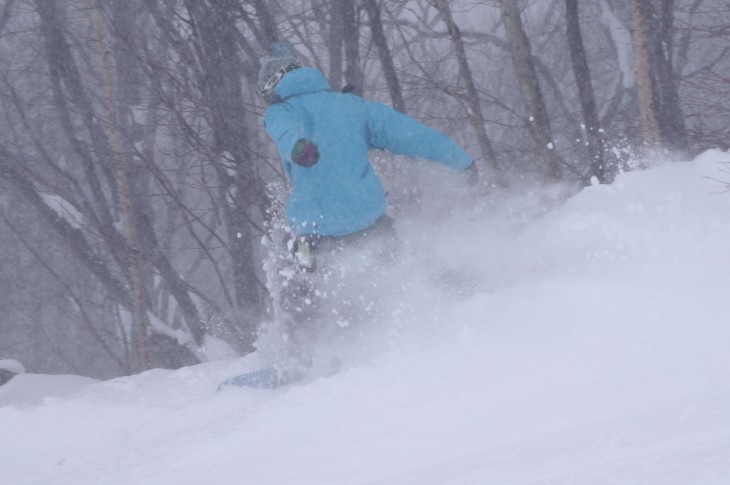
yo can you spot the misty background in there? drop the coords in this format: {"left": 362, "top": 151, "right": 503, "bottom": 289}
{"left": 0, "top": 0, "right": 728, "bottom": 379}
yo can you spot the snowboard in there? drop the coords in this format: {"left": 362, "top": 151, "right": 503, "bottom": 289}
{"left": 217, "top": 368, "right": 299, "bottom": 391}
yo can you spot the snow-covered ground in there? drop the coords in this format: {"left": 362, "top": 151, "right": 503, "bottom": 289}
{"left": 2, "top": 150, "right": 730, "bottom": 485}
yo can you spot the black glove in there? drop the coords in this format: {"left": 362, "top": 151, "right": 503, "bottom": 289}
{"left": 291, "top": 139, "right": 320, "bottom": 168}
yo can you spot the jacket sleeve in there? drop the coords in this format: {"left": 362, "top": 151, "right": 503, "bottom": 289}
{"left": 365, "top": 101, "right": 472, "bottom": 170}
{"left": 263, "top": 103, "right": 308, "bottom": 176}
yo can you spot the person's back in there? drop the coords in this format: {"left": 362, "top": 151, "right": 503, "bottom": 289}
{"left": 263, "top": 65, "right": 473, "bottom": 237}
{"left": 265, "top": 67, "right": 388, "bottom": 236}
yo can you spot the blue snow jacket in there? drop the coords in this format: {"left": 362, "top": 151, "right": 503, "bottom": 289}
{"left": 263, "top": 67, "right": 472, "bottom": 237}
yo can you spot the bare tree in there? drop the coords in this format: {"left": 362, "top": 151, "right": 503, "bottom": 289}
{"left": 565, "top": 0, "right": 613, "bottom": 183}
{"left": 91, "top": 0, "right": 152, "bottom": 371}
{"left": 183, "top": 0, "right": 268, "bottom": 338}
{"left": 328, "top": 0, "right": 345, "bottom": 90}
{"left": 0, "top": 0, "right": 15, "bottom": 35}
{"left": 499, "top": 0, "right": 562, "bottom": 183}
{"left": 342, "top": 0, "right": 365, "bottom": 94}
{"left": 433, "top": 0, "right": 500, "bottom": 181}
{"left": 3, "top": 0, "right": 730, "bottom": 379}
{"left": 629, "top": 0, "right": 689, "bottom": 153}
{"left": 363, "top": 0, "right": 405, "bottom": 112}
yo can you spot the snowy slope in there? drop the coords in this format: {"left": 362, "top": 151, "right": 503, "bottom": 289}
{"left": 0, "top": 374, "right": 97, "bottom": 408}
{"left": 2, "top": 151, "right": 730, "bottom": 485}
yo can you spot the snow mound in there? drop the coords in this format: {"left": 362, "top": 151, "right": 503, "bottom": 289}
{"left": 1, "top": 150, "right": 729, "bottom": 484}
{"left": 0, "top": 374, "right": 98, "bottom": 408}
{"left": 0, "top": 359, "right": 25, "bottom": 375}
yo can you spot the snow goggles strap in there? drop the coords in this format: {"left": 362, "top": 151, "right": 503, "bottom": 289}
{"left": 259, "top": 63, "right": 302, "bottom": 104}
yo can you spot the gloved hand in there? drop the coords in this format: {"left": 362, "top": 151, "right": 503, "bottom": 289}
{"left": 291, "top": 139, "right": 320, "bottom": 168}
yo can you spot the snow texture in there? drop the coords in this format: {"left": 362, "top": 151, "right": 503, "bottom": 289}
{"left": 1, "top": 150, "right": 730, "bottom": 484}
{"left": 0, "top": 374, "right": 98, "bottom": 407}
{"left": 0, "top": 359, "right": 25, "bottom": 375}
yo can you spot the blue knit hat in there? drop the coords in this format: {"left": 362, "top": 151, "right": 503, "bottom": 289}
{"left": 258, "top": 42, "right": 302, "bottom": 103}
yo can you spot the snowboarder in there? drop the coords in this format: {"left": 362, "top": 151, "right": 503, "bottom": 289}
{"left": 219, "top": 42, "right": 475, "bottom": 389}
{"left": 258, "top": 42, "right": 474, "bottom": 240}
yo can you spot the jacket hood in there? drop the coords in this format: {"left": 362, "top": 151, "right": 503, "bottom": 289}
{"left": 275, "top": 67, "right": 331, "bottom": 101}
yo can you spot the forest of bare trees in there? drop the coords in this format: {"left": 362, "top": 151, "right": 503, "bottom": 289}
{"left": 1, "top": 0, "right": 728, "bottom": 378}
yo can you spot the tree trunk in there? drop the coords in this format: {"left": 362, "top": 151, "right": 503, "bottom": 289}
{"left": 185, "top": 0, "right": 266, "bottom": 344}
{"left": 342, "top": 0, "right": 364, "bottom": 95}
{"left": 35, "top": 0, "right": 116, "bottom": 228}
{"left": 565, "top": 0, "right": 613, "bottom": 183}
{"left": 630, "top": 0, "right": 664, "bottom": 149}
{"left": 653, "top": 0, "right": 688, "bottom": 152}
{"left": 629, "top": 0, "right": 689, "bottom": 153}
{"left": 91, "top": 0, "right": 151, "bottom": 372}
{"left": 251, "top": 0, "right": 280, "bottom": 46}
{"left": 328, "top": 0, "right": 344, "bottom": 90}
{"left": 0, "top": 0, "right": 15, "bottom": 36}
{"left": 364, "top": 0, "right": 405, "bottom": 112}
{"left": 500, "top": 0, "right": 562, "bottom": 183}
{"left": 434, "top": 0, "right": 500, "bottom": 181}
